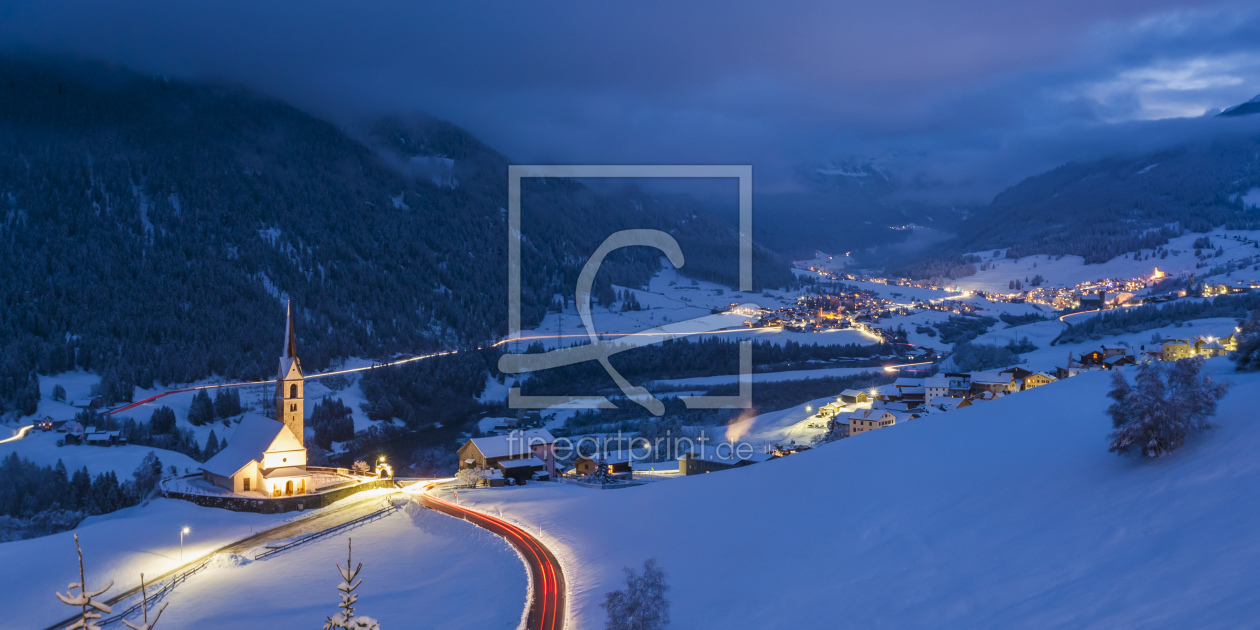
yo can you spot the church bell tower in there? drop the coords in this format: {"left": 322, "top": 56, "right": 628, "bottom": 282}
{"left": 275, "top": 301, "right": 305, "bottom": 446}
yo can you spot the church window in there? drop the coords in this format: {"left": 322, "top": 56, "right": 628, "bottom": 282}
{"left": 290, "top": 384, "right": 298, "bottom": 399}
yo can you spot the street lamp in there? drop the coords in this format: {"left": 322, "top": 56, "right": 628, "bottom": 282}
{"left": 180, "top": 526, "right": 190, "bottom": 561}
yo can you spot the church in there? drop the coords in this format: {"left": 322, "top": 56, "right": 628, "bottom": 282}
{"left": 200, "top": 303, "right": 312, "bottom": 497}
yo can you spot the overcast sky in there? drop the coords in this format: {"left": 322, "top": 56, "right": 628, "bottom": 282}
{"left": 3, "top": 0, "right": 1259, "bottom": 200}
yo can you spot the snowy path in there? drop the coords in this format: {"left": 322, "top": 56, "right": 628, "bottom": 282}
{"left": 37, "top": 488, "right": 401, "bottom": 630}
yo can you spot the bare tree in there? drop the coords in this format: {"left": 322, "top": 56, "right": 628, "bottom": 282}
{"left": 55, "top": 534, "right": 113, "bottom": 630}
{"left": 121, "top": 573, "right": 167, "bottom": 630}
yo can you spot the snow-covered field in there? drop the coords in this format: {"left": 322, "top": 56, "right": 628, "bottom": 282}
{"left": 4, "top": 494, "right": 527, "bottom": 630}
{"left": 2, "top": 499, "right": 292, "bottom": 629}
{"left": 460, "top": 358, "right": 1260, "bottom": 629}
{"left": 966, "top": 317, "right": 1241, "bottom": 373}
{"left": 158, "top": 505, "right": 526, "bottom": 630}
{"left": 0, "top": 431, "right": 200, "bottom": 477}
{"left": 955, "top": 228, "right": 1260, "bottom": 294}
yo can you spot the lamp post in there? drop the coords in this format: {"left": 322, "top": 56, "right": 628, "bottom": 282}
{"left": 181, "top": 526, "right": 190, "bottom": 561}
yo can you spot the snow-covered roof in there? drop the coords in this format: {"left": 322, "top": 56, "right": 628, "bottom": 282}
{"left": 579, "top": 449, "right": 647, "bottom": 465}
{"left": 971, "top": 373, "right": 1009, "bottom": 385}
{"left": 201, "top": 413, "right": 288, "bottom": 478}
{"left": 839, "top": 389, "right": 867, "bottom": 398}
{"left": 931, "top": 397, "right": 967, "bottom": 411}
{"left": 468, "top": 429, "right": 555, "bottom": 459}
{"left": 887, "top": 410, "right": 918, "bottom": 422}
{"left": 848, "top": 408, "right": 892, "bottom": 421}
{"left": 263, "top": 466, "right": 310, "bottom": 479}
{"left": 497, "top": 456, "right": 546, "bottom": 469}
{"left": 679, "top": 448, "right": 774, "bottom": 465}
{"left": 894, "top": 377, "right": 924, "bottom": 388}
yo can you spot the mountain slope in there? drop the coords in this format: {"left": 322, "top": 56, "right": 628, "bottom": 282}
{"left": 1218, "top": 94, "right": 1260, "bottom": 118}
{"left": 463, "top": 359, "right": 1260, "bottom": 629}
{"left": 892, "top": 124, "right": 1260, "bottom": 278}
{"left": 0, "top": 57, "right": 787, "bottom": 417}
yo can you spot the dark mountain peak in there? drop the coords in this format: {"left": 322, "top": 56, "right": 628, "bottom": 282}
{"left": 1218, "top": 93, "right": 1260, "bottom": 117}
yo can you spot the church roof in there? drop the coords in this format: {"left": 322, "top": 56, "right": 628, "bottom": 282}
{"left": 263, "top": 466, "right": 311, "bottom": 479}
{"left": 277, "top": 300, "right": 303, "bottom": 379}
{"left": 201, "top": 413, "right": 288, "bottom": 478}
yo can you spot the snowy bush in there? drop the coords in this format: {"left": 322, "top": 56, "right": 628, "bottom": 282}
{"left": 324, "top": 539, "right": 381, "bottom": 630}
{"left": 454, "top": 468, "right": 485, "bottom": 488}
{"left": 601, "top": 558, "right": 670, "bottom": 630}
{"left": 1231, "top": 309, "right": 1260, "bottom": 372}
{"left": 1107, "top": 358, "right": 1231, "bottom": 458}
{"left": 351, "top": 460, "right": 371, "bottom": 475}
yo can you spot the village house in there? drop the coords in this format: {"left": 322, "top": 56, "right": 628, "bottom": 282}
{"left": 199, "top": 303, "right": 311, "bottom": 497}
{"left": 572, "top": 450, "right": 635, "bottom": 477}
{"left": 969, "top": 374, "right": 1009, "bottom": 395}
{"left": 892, "top": 377, "right": 926, "bottom": 404}
{"left": 1020, "top": 372, "right": 1057, "bottom": 390}
{"left": 926, "top": 397, "right": 970, "bottom": 413}
{"left": 838, "top": 389, "right": 871, "bottom": 406}
{"left": 925, "top": 373, "right": 970, "bottom": 403}
{"left": 1195, "top": 338, "right": 1228, "bottom": 358}
{"left": 819, "top": 401, "right": 847, "bottom": 419}
{"left": 457, "top": 428, "right": 557, "bottom": 483}
{"left": 677, "top": 447, "right": 775, "bottom": 475}
{"left": 849, "top": 408, "right": 898, "bottom": 435}
{"left": 999, "top": 367, "right": 1034, "bottom": 390}
{"left": 1161, "top": 339, "right": 1193, "bottom": 361}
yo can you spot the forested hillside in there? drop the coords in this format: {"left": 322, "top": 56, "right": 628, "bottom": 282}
{"left": 892, "top": 122, "right": 1260, "bottom": 278}
{"left": 0, "top": 57, "right": 789, "bottom": 416}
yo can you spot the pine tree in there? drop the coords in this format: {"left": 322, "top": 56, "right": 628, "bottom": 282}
{"left": 601, "top": 558, "right": 670, "bottom": 630}
{"left": 1231, "top": 309, "right": 1260, "bottom": 371}
{"left": 213, "top": 389, "right": 242, "bottom": 419}
{"left": 203, "top": 430, "right": 220, "bottom": 460}
{"left": 583, "top": 451, "right": 615, "bottom": 485}
{"left": 323, "top": 539, "right": 380, "bottom": 630}
{"left": 187, "top": 391, "right": 214, "bottom": 426}
{"left": 149, "top": 407, "right": 177, "bottom": 434}
{"left": 55, "top": 533, "right": 114, "bottom": 630}
{"left": 1108, "top": 358, "right": 1231, "bottom": 457}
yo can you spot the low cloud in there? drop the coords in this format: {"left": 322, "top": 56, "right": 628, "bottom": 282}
{"left": 1, "top": 0, "right": 1259, "bottom": 203}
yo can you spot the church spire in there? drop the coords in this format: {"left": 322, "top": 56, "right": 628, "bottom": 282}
{"left": 282, "top": 300, "right": 298, "bottom": 359}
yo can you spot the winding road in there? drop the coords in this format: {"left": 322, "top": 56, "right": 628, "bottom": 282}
{"left": 418, "top": 490, "right": 566, "bottom": 630}
{"left": 41, "top": 483, "right": 568, "bottom": 630}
